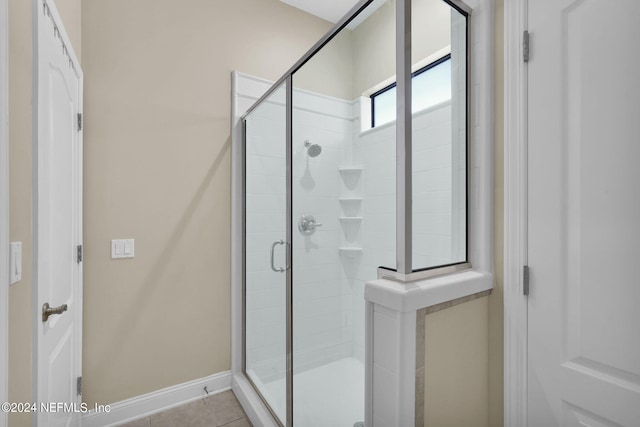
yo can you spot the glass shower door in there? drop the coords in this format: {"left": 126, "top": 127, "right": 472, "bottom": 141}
{"left": 289, "top": 1, "right": 396, "bottom": 424}
{"left": 244, "top": 82, "right": 288, "bottom": 425}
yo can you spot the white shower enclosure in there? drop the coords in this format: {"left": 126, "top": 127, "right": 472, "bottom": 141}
{"left": 233, "top": 0, "right": 469, "bottom": 425}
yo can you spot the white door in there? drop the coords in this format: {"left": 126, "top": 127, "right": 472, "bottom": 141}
{"left": 527, "top": 0, "right": 640, "bottom": 425}
{"left": 34, "top": 1, "right": 83, "bottom": 425}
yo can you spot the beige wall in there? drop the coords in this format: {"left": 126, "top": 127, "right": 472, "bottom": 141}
{"left": 81, "top": 0, "right": 331, "bottom": 406}
{"left": 424, "top": 297, "right": 489, "bottom": 427}
{"left": 490, "top": 0, "right": 504, "bottom": 425}
{"left": 352, "top": 0, "right": 451, "bottom": 97}
{"left": 8, "top": 0, "right": 81, "bottom": 426}
{"left": 7, "top": 0, "right": 506, "bottom": 422}
{"left": 351, "top": 0, "right": 396, "bottom": 97}
{"left": 293, "top": 29, "right": 354, "bottom": 100}
{"left": 56, "top": 0, "right": 81, "bottom": 63}
{"left": 297, "top": 0, "right": 452, "bottom": 101}
{"left": 8, "top": 1, "right": 32, "bottom": 426}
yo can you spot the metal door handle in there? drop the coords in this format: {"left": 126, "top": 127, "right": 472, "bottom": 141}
{"left": 270, "top": 240, "right": 289, "bottom": 273}
{"left": 42, "top": 302, "right": 68, "bottom": 322}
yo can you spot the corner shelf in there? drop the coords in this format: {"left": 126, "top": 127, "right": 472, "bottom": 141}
{"left": 338, "top": 165, "right": 364, "bottom": 173}
{"left": 339, "top": 217, "right": 363, "bottom": 222}
{"left": 338, "top": 247, "right": 363, "bottom": 257}
{"left": 338, "top": 166, "right": 363, "bottom": 256}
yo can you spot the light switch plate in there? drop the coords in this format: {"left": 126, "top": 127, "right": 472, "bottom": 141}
{"left": 10, "top": 241, "right": 22, "bottom": 285}
{"left": 111, "top": 239, "right": 135, "bottom": 259}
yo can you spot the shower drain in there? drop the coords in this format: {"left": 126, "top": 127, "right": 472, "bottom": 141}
{"left": 353, "top": 422, "right": 364, "bottom": 427}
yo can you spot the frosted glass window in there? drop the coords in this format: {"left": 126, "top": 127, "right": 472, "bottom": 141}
{"left": 371, "top": 88, "right": 396, "bottom": 127}
{"left": 412, "top": 57, "right": 451, "bottom": 112}
{"left": 371, "top": 56, "right": 451, "bottom": 128}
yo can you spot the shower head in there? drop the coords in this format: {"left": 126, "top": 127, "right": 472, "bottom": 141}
{"left": 304, "top": 140, "right": 322, "bottom": 158}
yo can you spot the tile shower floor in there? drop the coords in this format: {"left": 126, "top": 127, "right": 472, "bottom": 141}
{"left": 118, "top": 390, "right": 251, "bottom": 427}
{"left": 263, "top": 357, "right": 365, "bottom": 427}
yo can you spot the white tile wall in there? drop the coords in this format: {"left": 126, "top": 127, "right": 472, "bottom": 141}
{"left": 412, "top": 102, "right": 459, "bottom": 270}
{"left": 354, "top": 100, "right": 460, "bottom": 272}
{"left": 244, "top": 78, "right": 463, "bottom": 387}
{"left": 349, "top": 100, "right": 463, "bottom": 360}
{"left": 245, "top": 85, "right": 288, "bottom": 383}
{"left": 245, "top": 85, "right": 360, "bottom": 383}
{"left": 292, "top": 89, "right": 355, "bottom": 374}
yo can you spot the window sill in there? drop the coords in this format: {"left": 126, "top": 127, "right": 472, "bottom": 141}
{"left": 364, "top": 269, "right": 493, "bottom": 313}
{"left": 359, "top": 99, "right": 453, "bottom": 137}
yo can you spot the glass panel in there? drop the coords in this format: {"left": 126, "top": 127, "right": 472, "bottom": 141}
{"left": 290, "top": 1, "right": 395, "bottom": 425}
{"left": 411, "top": 0, "right": 467, "bottom": 271}
{"left": 371, "top": 56, "right": 451, "bottom": 128}
{"left": 244, "top": 83, "right": 287, "bottom": 425}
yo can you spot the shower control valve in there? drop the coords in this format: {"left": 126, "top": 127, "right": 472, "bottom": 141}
{"left": 298, "top": 214, "right": 323, "bottom": 235}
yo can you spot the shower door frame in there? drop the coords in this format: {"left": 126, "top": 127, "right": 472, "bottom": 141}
{"left": 239, "top": 2, "right": 380, "bottom": 425}
{"left": 240, "top": 76, "right": 294, "bottom": 427}
{"left": 235, "top": 0, "right": 474, "bottom": 425}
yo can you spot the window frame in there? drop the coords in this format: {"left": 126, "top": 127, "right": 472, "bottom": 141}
{"left": 369, "top": 53, "right": 452, "bottom": 129}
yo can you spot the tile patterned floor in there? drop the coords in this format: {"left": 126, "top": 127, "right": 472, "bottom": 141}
{"left": 118, "top": 390, "right": 252, "bottom": 427}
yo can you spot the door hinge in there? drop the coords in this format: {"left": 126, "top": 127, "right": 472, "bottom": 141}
{"left": 77, "top": 113, "right": 83, "bottom": 131}
{"left": 77, "top": 245, "right": 83, "bottom": 263}
{"left": 77, "top": 376, "right": 82, "bottom": 396}
{"left": 523, "top": 265, "right": 530, "bottom": 296}
{"left": 523, "top": 30, "right": 530, "bottom": 62}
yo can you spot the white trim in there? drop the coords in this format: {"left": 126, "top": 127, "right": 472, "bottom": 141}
{"left": 503, "top": 0, "right": 528, "bottom": 426}
{"left": 230, "top": 70, "right": 243, "bottom": 388}
{"left": 235, "top": 73, "right": 357, "bottom": 122}
{"left": 365, "top": 271, "right": 493, "bottom": 313}
{"left": 0, "top": 0, "right": 10, "bottom": 424}
{"left": 81, "top": 371, "right": 232, "bottom": 427}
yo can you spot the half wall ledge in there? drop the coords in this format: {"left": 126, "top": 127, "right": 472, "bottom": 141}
{"left": 364, "top": 271, "right": 493, "bottom": 427}
{"left": 365, "top": 270, "right": 493, "bottom": 312}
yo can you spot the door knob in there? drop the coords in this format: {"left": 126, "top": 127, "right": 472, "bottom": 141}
{"left": 42, "top": 302, "right": 68, "bottom": 322}
{"left": 298, "top": 214, "right": 323, "bottom": 235}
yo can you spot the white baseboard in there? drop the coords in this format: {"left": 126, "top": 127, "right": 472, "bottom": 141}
{"left": 82, "top": 371, "right": 232, "bottom": 427}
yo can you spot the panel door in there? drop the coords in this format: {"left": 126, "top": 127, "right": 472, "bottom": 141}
{"left": 35, "top": 1, "right": 83, "bottom": 426}
{"left": 527, "top": 1, "right": 640, "bottom": 425}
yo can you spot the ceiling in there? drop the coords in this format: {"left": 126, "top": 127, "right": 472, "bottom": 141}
{"left": 279, "top": 0, "right": 361, "bottom": 24}
{"left": 280, "top": 0, "right": 388, "bottom": 30}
